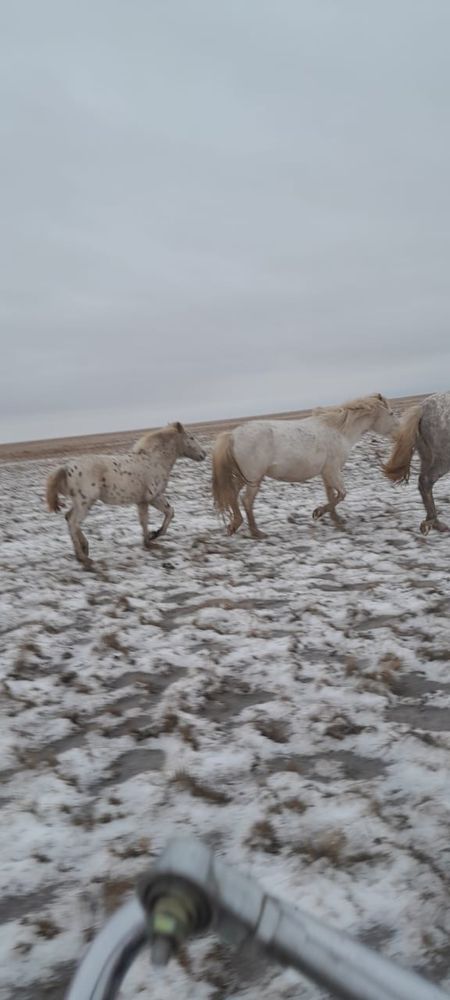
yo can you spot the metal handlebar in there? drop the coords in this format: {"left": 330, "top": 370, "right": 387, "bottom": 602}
{"left": 66, "top": 836, "right": 449, "bottom": 1000}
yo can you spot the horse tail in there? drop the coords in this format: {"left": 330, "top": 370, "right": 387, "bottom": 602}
{"left": 383, "top": 404, "right": 422, "bottom": 484}
{"left": 46, "top": 466, "right": 68, "bottom": 512}
{"left": 212, "top": 431, "right": 248, "bottom": 520}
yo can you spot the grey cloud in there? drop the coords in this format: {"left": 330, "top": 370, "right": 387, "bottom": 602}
{"left": 1, "top": 0, "right": 449, "bottom": 442}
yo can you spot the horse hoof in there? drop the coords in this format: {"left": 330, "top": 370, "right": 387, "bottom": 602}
{"left": 82, "top": 558, "right": 94, "bottom": 571}
{"left": 420, "top": 520, "right": 431, "bottom": 535}
{"left": 312, "top": 507, "right": 324, "bottom": 520}
{"left": 251, "top": 531, "right": 266, "bottom": 540}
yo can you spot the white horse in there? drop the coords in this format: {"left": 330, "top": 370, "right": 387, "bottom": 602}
{"left": 46, "top": 422, "right": 206, "bottom": 566}
{"left": 212, "top": 394, "right": 397, "bottom": 538}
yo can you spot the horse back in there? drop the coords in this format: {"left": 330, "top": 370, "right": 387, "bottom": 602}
{"left": 232, "top": 421, "right": 276, "bottom": 481}
{"left": 232, "top": 418, "right": 332, "bottom": 483}
{"left": 419, "top": 392, "right": 450, "bottom": 475}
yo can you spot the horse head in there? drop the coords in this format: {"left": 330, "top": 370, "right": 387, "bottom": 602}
{"left": 372, "top": 394, "right": 399, "bottom": 438}
{"left": 173, "top": 422, "right": 206, "bottom": 462}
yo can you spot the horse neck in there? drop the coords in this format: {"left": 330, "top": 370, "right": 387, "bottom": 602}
{"left": 141, "top": 435, "right": 179, "bottom": 469}
{"left": 341, "top": 410, "right": 374, "bottom": 446}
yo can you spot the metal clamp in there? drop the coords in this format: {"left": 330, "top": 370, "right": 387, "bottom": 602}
{"left": 67, "top": 836, "right": 449, "bottom": 1000}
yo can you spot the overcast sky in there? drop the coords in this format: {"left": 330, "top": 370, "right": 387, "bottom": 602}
{"left": 1, "top": 1, "right": 449, "bottom": 443}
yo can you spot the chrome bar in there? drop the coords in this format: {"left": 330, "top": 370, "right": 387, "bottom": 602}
{"left": 66, "top": 899, "right": 147, "bottom": 1000}
{"left": 142, "top": 838, "right": 448, "bottom": 1000}
{"left": 66, "top": 837, "right": 449, "bottom": 1000}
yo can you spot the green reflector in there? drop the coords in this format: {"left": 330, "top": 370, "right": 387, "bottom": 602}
{"left": 153, "top": 914, "right": 177, "bottom": 935}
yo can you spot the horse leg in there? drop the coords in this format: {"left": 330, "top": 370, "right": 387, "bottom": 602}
{"left": 418, "top": 473, "right": 449, "bottom": 534}
{"left": 313, "top": 473, "right": 346, "bottom": 523}
{"left": 226, "top": 493, "right": 244, "bottom": 536}
{"left": 242, "top": 481, "right": 265, "bottom": 539}
{"left": 137, "top": 502, "right": 151, "bottom": 548}
{"left": 326, "top": 485, "right": 345, "bottom": 525}
{"left": 148, "top": 494, "right": 174, "bottom": 540}
{"left": 65, "top": 502, "right": 92, "bottom": 567}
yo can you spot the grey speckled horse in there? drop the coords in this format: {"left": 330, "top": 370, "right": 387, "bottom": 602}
{"left": 384, "top": 391, "right": 450, "bottom": 533}
{"left": 46, "top": 423, "right": 206, "bottom": 566}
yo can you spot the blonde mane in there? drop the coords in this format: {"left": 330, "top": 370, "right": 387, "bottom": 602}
{"left": 133, "top": 424, "right": 179, "bottom": 454}
{"left": 313, "top": 394, "right": 387, "bottom": 429}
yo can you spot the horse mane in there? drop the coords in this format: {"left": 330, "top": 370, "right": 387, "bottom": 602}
{"left": 313, "top": 394, "right": 387, "bottom": 429}
{"left": 132, "top": 424, "right": 179, "bottom": 454}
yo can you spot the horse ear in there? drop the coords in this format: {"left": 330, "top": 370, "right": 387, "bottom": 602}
{"left": 174, "top": 421, "right": 183, "bottom": 433}
{"left": 376, "top": 393, "right": 384, "bottom": 402}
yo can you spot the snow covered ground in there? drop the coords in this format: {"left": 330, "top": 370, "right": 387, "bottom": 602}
{"left": 1, "top": 434, "right": 449, "bottom": 1000}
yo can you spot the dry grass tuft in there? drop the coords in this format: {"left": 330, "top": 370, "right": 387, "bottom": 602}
{"left": 11, "top": 639, "right": 45, "bottom": 676}
{"left": 178, "top": 721, "right": 200, "bottom": 749}
{"left": 33, "top": 917, "right": 60, "bottom": 939}
{"left": 200, "top": 941, "right": 237, "bottom": 1000}
{"left": 357, "top": 654, "right": 404, "bottom": 692}
{"left": 294, "top": 829, "right": 386, "bottom": 869}
{"left": 245, "top": 818, "right": 281, "bottom": 854}
{"left": 325, "top": 715, "right": 364, "bottom": 740}
{"left": 345, "top": 655, "right": 359, "bottom": 675}
{"left": 376, "top": 654, "right": 403, "bottom": 686}
{"left": 254, "top": 717, "right": 291, "bottom": 744}
{"left": 100, "top": 631, "right": 129, "bottom": 655}
{"left": 171, "top": 770, "right": 231, "bottom": 805}
{"left": 159, "top": 709, "right": 179, "bottom": 733}
{"left": 282, "top": 796, "right": 308, "bottom": 814}
{"left": 110, "top": 838, "right": 151, "bottom": 860}
{"left": 101, "top": 877, "right": 135, "bottom": 914}
{"left": 298, "top": 830, "right": 347, "bottom": 864}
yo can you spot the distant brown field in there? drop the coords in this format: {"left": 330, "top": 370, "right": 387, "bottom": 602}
{"left": 0, "top": 393, "right": 428, "bottom": 462}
